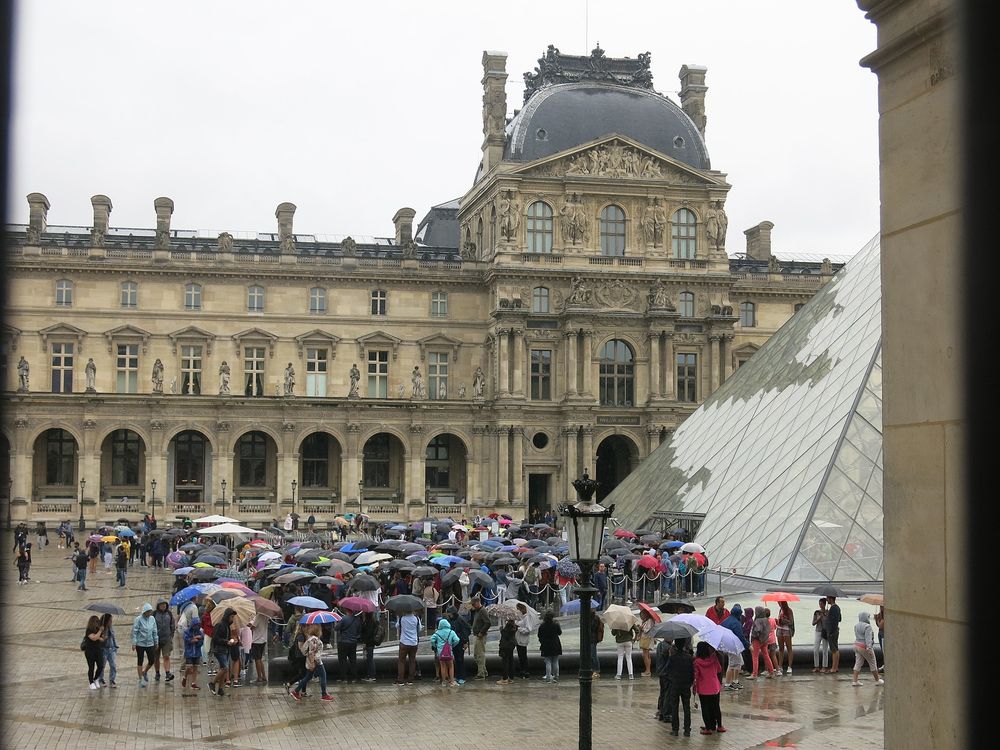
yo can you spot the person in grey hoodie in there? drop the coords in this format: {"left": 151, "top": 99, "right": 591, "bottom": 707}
{"left": 748, "top": 606, "right": 775, "bottom": 678}
{"left": 851, "top": 612, "right": 884, "bottom": 686}
{"left": 152, "top": 599, "right": 176, "bottom": 682}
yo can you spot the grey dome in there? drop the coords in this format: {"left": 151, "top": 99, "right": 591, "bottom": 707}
{"left": 505, "top": 82, "right": 710, "bottom": 170}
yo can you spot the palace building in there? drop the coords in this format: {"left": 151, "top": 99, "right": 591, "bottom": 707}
{"left": 1, "top": 45, "right": 839, "bottom": 528}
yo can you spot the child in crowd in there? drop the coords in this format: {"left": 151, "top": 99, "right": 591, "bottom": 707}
{"left": 182, "top": 617, "right": 204, "bottom": 690}
{"left": 693, "top": 641, "right": 725, "bottom": 735}
{"left": 749, "top": 606, "right": 775, "bottom": 678}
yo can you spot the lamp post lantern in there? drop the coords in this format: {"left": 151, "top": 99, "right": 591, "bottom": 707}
{"left": 560, "top": 470, "right": 613, "bottom": 750}
{"left": 150, "top": 478, "right": 157, "bottom": 520}
{"left": 221, "top": 479, "right": 227, "bottom": 516}
{"left": 78, "top": 477, "right": 87, "bottom": 532}
{"left": 291, "top": 479, "right": 297, "bottom": 515}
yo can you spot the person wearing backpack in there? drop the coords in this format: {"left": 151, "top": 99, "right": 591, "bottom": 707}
{"left": 359, "top": 611, "right": 382, "bottom": 683}
{"left": 430, "top": 615, "right": 460, "bottom": 687}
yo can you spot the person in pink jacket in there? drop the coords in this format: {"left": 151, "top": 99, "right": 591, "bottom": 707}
{"left": 692, "top": 641, "right": 726, "bottom": 735}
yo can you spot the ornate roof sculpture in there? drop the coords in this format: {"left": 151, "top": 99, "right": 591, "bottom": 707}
{"left": 522, "top": 44, "right": 655, "bottom": 103}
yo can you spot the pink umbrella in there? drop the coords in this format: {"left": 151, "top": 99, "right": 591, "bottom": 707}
{"left": 498, "top": 518, "right": 513, "bottom": 526}
{"left": 337, "top": 596, "right": 377, "bottom": 613}
{"left": 613, "top": 529, "right": 638, "bottom": 539}
{"left": 219, "top": 581, "right": 255, "bottom": 595}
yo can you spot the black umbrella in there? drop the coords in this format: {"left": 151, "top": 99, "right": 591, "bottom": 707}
{"left": 386, "top": 559, "right": 416, "bottom": 572}
{"left": 658, "top": 601, "right": 696, "bottom": 614}
{"left": 375, "top": 541, "right": 404, "bottom": 552}
{"left": 451, "top": 559, "right": 478, "bottom": 568}
{"left": 311, "top": 575, "right": 340, "bottom": 585}
{"left": 326, "top": 551, "right": 353, "bottom": 563}
{"left": 523, "top": 539, "right": 547, "bottom": 548}
{"left": 488, "top": 556, "right": 518, "bottom": 568}
{"left": 85, "top": 602, "right": 126, "bottom": 615}
{"left": 385, "top": 594, "right": 423, "bottom": 613}
{"left": 383, "top": 530, "right": 404, "bottom": 538}
{"left": 812, "top": 584, "right": 847, "bottom": 598}
{"left": 413, "top": 537, "right": 435, "bottom": 546}
{"left": 546, "top": 536, "right": 563, "bottom": 545}
{"left": 598, "top": 555, "right": 615, "bottom": 566}
{"left": 347, "top": 574, "right": 380, "bottom": 592}
{"left": 456, "top": 550, "right": 475, "bottom": 559}
{"left": 191, "top": 568, "right": 220, "bottom": 581}
{"left": 650, "top": 620, "right": 699, "bottom": 640}
{"left": 412, "top": 566, "right": 437, "bottom": 577}
{"left": 180, "top": 543, "right": 205, "bottom": 552}
{"left": 399, "top": 543, "right": 425, "bottom": 554}
{"left": 433, "top": 542, "right": 460, "bottom": 551}
{"left": 193, "top": 554, "right": 227, "bottom": 565}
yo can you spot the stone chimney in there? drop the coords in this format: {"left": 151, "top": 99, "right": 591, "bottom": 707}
{"left": 481, "top": 50, "right": 508, "bottom": 175}
{"left": 744, "top": 221, "right": 775, "bottom": 261}
{"left": 393, "top": 207, "right": 416, "bottom": 245}
{"left": 26, "top": 192, "right": 50, "bottom": 242}
{"left": 90, "top": 195, "right": 112, "bottom": 245}
{"left": 153, "top": 197, "right": 174, "bottom": 249}
{"left": 275, "top": 202, "right": 296, "bottom": 237}
{"left": 678, "top": 65, "right": 708, "bottom": 138}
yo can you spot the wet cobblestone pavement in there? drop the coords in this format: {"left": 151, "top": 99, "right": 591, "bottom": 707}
{"left": 2, "top": 535, "right": 885, "bottom": 749}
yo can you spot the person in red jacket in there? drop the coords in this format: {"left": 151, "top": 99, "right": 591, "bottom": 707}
{"left": 705, "top": 597, "right": 729, "bottom": 626}
{"left": 693, "top": 641, "right": 726, "bottom": 735}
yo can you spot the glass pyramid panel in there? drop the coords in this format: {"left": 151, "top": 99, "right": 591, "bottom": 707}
{"left": 608, "top": 233, "right": 884, "bottom": 584}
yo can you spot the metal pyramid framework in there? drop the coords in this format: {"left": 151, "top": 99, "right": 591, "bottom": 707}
{"left": 610, "top": 233, "right": 883, "bottom": 584}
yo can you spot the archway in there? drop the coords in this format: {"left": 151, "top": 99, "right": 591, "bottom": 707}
{"left": 361, "top": 433, "right": 405, "bottom": 503}
{"left": 1, "top": 433, "right": 10, "bottom": 527}
{"left": 424, "top": 433, "right": 468, "bottom": 504}
{"left": 298, "top": 431, "right": 343, "bottom": 504}
{"left": 595, "top": 434, "right": 640, "bottom": 502}
{"left": 100, "top": 429, "right": 146, "bottom": 512}
{"left": 32, "top": 428, "right": 79, "bottom": 501}
{"left": 232, "top": 431, "right": 278, "bottom": 512}
{"left": 168, "top": 430, "right": 212, "bottom": 507}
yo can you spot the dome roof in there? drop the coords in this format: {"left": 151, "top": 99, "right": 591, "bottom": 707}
{"left": 504, "top": 82, "right": 710, "bottom": 170}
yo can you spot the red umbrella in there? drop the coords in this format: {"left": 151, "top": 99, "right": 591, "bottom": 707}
{"left": 761, "top": 591, "right": 801, "bottom": 603}
{"left": 638, "top": 601, "right": 662, "bottom": 623}
{"left": 635, "top": 555, "right": 660, "bottom": 570}
{"left": 337, "top": 596, "right": 377, "bottom": 613}
{"left": 219, "top": 581, "right": 255, "bottom": 595}
{"left": 692, "top": 552, "right": 707, "bottom": 566}
{"left": 613, "top": 529, "right": 638, "bottom": 539}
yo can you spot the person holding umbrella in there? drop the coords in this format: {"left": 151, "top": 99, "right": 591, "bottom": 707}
{"left": 775, "top": 600, "right": 796, "bottom": 675}
{"left": 693, "top": 641, "right": 726, "bottom": 735}
{"left": 537, "top": 609, "right": 562, "bottom": 683}
{"left": 664, "top": 638, "right": 695, "bottom": 736}
{"left": 182, "top": 616, "right": 204, "bottom": 690}
{"left": 209, "top": 607, "right": 238, "bottom": 696}
{"left": 115, "top": 542, "right": 128, "bottom": 588}
{"left": 335, "top": 607, "right": 362, "bottom": 683}
{"left": 289, "top": 624, "right": 334, "bottom": 701}
{"left": 471, "top": 596, "right": 490, "bottom": 680}
{"left": 394, "top": 602, "right": 421, "bottom": 685}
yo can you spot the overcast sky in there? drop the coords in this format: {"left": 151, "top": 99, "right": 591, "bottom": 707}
{"left": 6, "top": 1, "right": 879, "bottom": 260}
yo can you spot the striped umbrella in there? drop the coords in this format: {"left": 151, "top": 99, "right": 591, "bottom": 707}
{"left": 300, "top": 610, "right": 342, "bottom": 624}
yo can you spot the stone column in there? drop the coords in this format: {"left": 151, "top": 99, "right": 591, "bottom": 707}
{"left": 646, "top": 425, "right": 660, "bottom": 454}
{"left": 496, "top": 426, "right": 509, "bottom": 503}
{"left": 146, "top": 424, "right": 166, "bottom": 513}
{"left": 511, "top": 328, "right": 525, "bottom": 397}
{"left": 663, "top": 333, "right": 675, "bottom": 399}
{"left": 562, "top": 427, "right": 578, "bottom": 502}
{"left": 497, "top": 329, "right": 510, "bottom": 396}
{"left": 709, "top": 335, "right": 721, "bottom": 394}
{"left": 580, "top": 330, "right": 594, "bottom": 397}
{"left": 12, "top": 448, "right": 31, "bottom": 505}
{"left": 345, "top": 424, "right": 361, "bottom": 502}
{"left": 581, "top": 427, "right": 594, "bottom": 477}
{"left": 722, "top": 334, "right": 734, "bottom": 382}
{"left": 471, "top": 426, "right": 486, "bottom": 506}
{"left": 408, "top": 426, "right": 425, "bottom": 505}
{"left": 564, "top": 331, "right": 578, "bottom": 397}
{"left": 510, "top": 427, "right": 524, "bottom": 505}
{"left": 648, "top": 332, "right": 660, "bottom": 402}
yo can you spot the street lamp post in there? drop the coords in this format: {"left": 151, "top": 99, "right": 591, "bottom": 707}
{"left": 150, "top": 479, "right": 157, "bottom": 520}
{"left": 291, "top": 479, "right": 297, "bottom": 516}
{"left": 78, "top": 477, "right": 87, "bottom": 532}
{"left": 560, "top": 470, "right": 613, "bottom": 750}
{"left": 221, "top": 479, "right": 227, "bottom": 516}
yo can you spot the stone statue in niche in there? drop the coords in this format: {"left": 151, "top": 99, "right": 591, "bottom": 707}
{"left": 284, "top": 363, "right": 296, "bottom": 396}
{"left": 349, "top": 364, "right": 361, "bottom": 398}
{"left": 769, "top": 255, "right": 780, "bottom": 273}
{"left": 705, "top": 200, "right": 728, "bottom": 250}
{"left": 151, "top": 359, "right": 164, "bottom": 393}
{"left": 647, "top": 278, "right": 674, "bottom": 310}
{"left": 280, "top": 234, "right": 295, "bottom": 254}
{"left": 401, "top": 239, "right": 418, "bottom": 259}
{"left": 498, "top": 191, "right": 520, "bottom": 241}
{"left": 458, "top": 383, "right": 466, "bottom": 399}
{"left": 170, "top": 377, "right": 177, "bottom": 395}
{"left": 17, "top": 356, "right": 29, "bottom": 392}
{"left": 641, "top": 197, "right": 667, "bottom": 247}
{"left": 472, "top": 367, "right": 486, "bottom": 398}
{"left": 341, "top": 236, "right": 357, "bottom": 256}
{"left": 219, "top": 361, "right": 231, "bottom": 395}
{"left": 85, "top": 358, "right": 97, "bottom": 392}
{"left": 411, "top": 366, "right": 425, "bottom": 399}
{"left": 559, "top": 194, "right": 588, "bottom": 245}
{"left": 438, "top": 382, "right": 447, "bottom": 399}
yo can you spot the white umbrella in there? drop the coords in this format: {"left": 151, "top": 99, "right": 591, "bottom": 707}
{"left": 196, "top": 523, "right": 267, "bottom": 535}
{"left": 697, "top": 624, "right": 745, "bottom": 655}
{"left": 193, "top": 514, "right": 240, "bottom": 524}
{"left": 680, "top": 542, "right": 705, "bottom": 553}
{"left": 669, "top": 613, "right": 717, "bottom": 633}
{"left": 354, "top": 551, "right": 393, "bottom": 566}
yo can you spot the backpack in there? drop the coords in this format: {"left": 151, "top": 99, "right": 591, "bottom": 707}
{"left": 439, "top": 639, "right": 453, "bottom": 660}
{"left": 524, "top": 566, "right": 537, "bottom": 585}
{"left": 374, "top": 618, "right": 387, "bottom": 647}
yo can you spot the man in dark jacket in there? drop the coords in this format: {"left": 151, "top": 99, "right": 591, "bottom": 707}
{"left": 335, "top": 611, "right": 362, "bottom": 682}
{"left": 720, "top": 603, "right": 750, "bottom": 689}
{"left": 593, "top": 563, "right": 609, "bottom": 611}
{"left": 664, "top": 638, "right": 695, "bottom": 736}
{"left": 115, "top": 544, "right": 128, "bottom": 588}
{"left": 449, "top": 607, "right": 471, "bottom": 684}
{"left": 471, "top": 597, "right": 491, "bottom": 679}
{"left": 152, "top": 599, "right": 176, "bottom": 681}
{"left": 654, "top": 637, "right": 674, "bottom": 722}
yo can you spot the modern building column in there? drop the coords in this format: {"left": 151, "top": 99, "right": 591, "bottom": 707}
{"left": 496, "top": 426, "right": 509, "bottom": 502}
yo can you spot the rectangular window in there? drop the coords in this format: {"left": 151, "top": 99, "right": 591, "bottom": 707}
{"left": 116, "top": 344, "right": 139, "bottom": 393}
{"left": 181, "top": 345, "right": 202, "bottom": 395}
{"left": 363, "top": 433, "right": 390, "bottom": 487}
{"left": 425, "top": 436, "right": 450, "bottom": 489}
{"left": 431, "top": 291, "right": 448, "bottom": 318}
{"left": 367, "top": 350, "right": 388, "bottom": 398}
{"left": 120, "top": 282, "right": 137, "bottom": 309}
{"left": 676, "top": 353, "right": 698, "bottom": 403}
{"left": 55, "top": 280, "right": 73, "bottom": 307}
{"left": 111, "top": 430, "right": 141, "bottom": 485}
{"left": 184, "top": 284, "right": 201, "bottom": 310}
{"left": 247, "top": 286, "right": 264, "bottom": 312}
{"left": 428, "top": 352, "right": 448, "bottom": 399}
{"left": 310, "top": 288, "right": 327, "bottom": 314}
{"left": 305, "top": 348, "right": 327, "bottom": 397}
{"left": 371, "top": 290, "right": 387, "bottom": 316}
{"left": 50, "top": 343, "right": 74, "bottom": 393}
{"left": 530, "top": 349, "right": 552, "bottom": 400}
{"left": 244, "top": 346, "right": 265, "bottom": 396}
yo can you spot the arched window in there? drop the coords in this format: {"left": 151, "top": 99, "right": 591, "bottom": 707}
{"left": 739, "top": 301, "right": 756, "bottom": 327}
{"left": 238, "top": 432, "right": 268, "bottom": 487}
{"left": 309, "top": 287, "right": 326, "bottom": 314}
{"left": 526, "top": 201, "right": 553, "bottom": 253}
{"left": 55, "top": 279, "right": 73, "bottom": 307}
{"left": 120, "top": 281, "right": 138, "bottom": 308}
{"left": 671, "top": 208, "right": 697, "bottom": 259}
{"left": 363, "top": 434, "right": 391, "bottom": 488}
{"left": 600, "top": 205, "right": 626, "bottom": 256}
{"left": 679, "top": 292, "right": 695, "bottom": 318}
{"left": 184, "top": 283, "right": 202, "bottom": 310}
{"left": 532, "top": 286, "right": 550, "bottom": 313}
{"left": 599, "top": 339, "right": 635, "bottom": 406}
{"left": 301, "top": 433, "right": 329, "bottom": 487}
{"left": 110, "top": 429, "right": 141, "bottom": 486}
{"left": 45, "top": 429, "right": 76, "bottom": 485}
{"left": 247, "top": 285, "right": 265, "bottom": 312}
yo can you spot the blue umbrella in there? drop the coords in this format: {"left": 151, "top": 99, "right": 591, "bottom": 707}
{"left": 340, "top": 542, "right": 368, "bottom": 553}
{"left": 390, "top": 524, "right": 408, "bottom": 531}
{"left": 169, "top": 583, "right": 219, "bottom": 607}
{"left": 561, "top": 598, "right": 601, "bottom": 614}
{"left": 300, "top": 610, "right": 342, "bottom": 624}
{"left": 117, "top": 528, "right": 136, "bottom": 538}
{"left": 287, "top": 595, "right": 329, "bottom": 610}
{"left": 498, "top": 544, "right": 519, "bottom": 552}
{"left": 430, "top": 555, "right": 465, "bottom": 567}
{"left": 479, "top": 539, "right": 504, "bottom": 549}
{"left": 664, "top": 541, "right": 684, "bottom": 550}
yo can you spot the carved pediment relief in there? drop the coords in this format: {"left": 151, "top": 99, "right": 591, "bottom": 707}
{"left": 417, "top": 333, "right": 462, "bottom": 361}
{"left": 513, "top": 136, "right": 721, "bottom": 186}
{"left": 357, "top": 331, "right": 402, "bottom": 360}
{"left": 232, "top": 327, "right": 278, "bottom": 358}
{"left": 39, "top": 323, "right": 87, "bottom": 351}
{"left": 294, "top": 329, "right": 340, "bottom": 358}
{"left": 104, "top": 324, "right": 152, "bottom": 354}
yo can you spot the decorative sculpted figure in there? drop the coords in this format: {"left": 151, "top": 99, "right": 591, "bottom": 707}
{"left": 219, "top": 361, "right": 231, "bottom": 395}
{"left": 648, "top": 278, "right": 673, "bottom": 310}
{"left": 642, "top": 197, "right": 668, "bottom": 247}
{"left": 151, "top": 358, "right": 164, "bottom": 393}
{"left": 349, "top": 364, "right": 361, "bottom": 398}
{"left": 280, "top": 233, "right": 295, "bottom": 254}
{"left": 458, "top": 383, "right": 466, "bottom": 399}
{"left": 398, "top": 383, "right": 406, "bottom": 398}
{"left": 560, "top": 194, "right": 588, "bottom": 245}
{"left": 284, "top": 363, "right": 296, "bottom": 396}
{"left": 411, "top": 366, "right": 425, "bottom": 399}
{"left": 17, "top": 356, "right": 29, "bottom": 392}
{"left": 401, "top": 239, "right": 418, "bottom": 259}
{"left": 170, "top": 377, "right": 177, "bottom": 395}
{"left": 341, "top": 236, "right": 357, "bottom": 256}
{"left": 472, "top": 367, "right": 486, "bottom": 398}
{"left": 705, "top": 201, "right": 729, "bottom": 250}
{"left": 498, "top": 191, "right": 520, "bottom": 241}
{"left": 85, "top": 358, "right": 97, "bottom": 391}
{"left": 217, "top": 232, "right": 234, "bottom": 252}
{"left": 567, "top": 276, "right": 593, "bottom": 306}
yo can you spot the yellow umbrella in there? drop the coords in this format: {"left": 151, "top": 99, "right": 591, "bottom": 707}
{"left": 209, "top": 596, "right": 256, "bottom": 628}
{"left": 193, "top": 561, "right": 214, "bottom": 568}
{"left": 101, "top": 535, "right": 118, "bottom": 542}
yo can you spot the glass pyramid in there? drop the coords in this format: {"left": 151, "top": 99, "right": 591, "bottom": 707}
{"left": 608, "top": 234, "right": 883, "bottom": 584}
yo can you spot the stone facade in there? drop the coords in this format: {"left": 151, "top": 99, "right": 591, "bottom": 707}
{"left": 0, "top": 48, "right": 837, "bottom": 527}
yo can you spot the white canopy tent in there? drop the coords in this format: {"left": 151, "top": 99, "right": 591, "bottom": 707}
{"left": 192, "top": 515, "right": 240, "bottom": 525}
{"left": 195, "top": 523, "right": 267, "bottom": 535}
